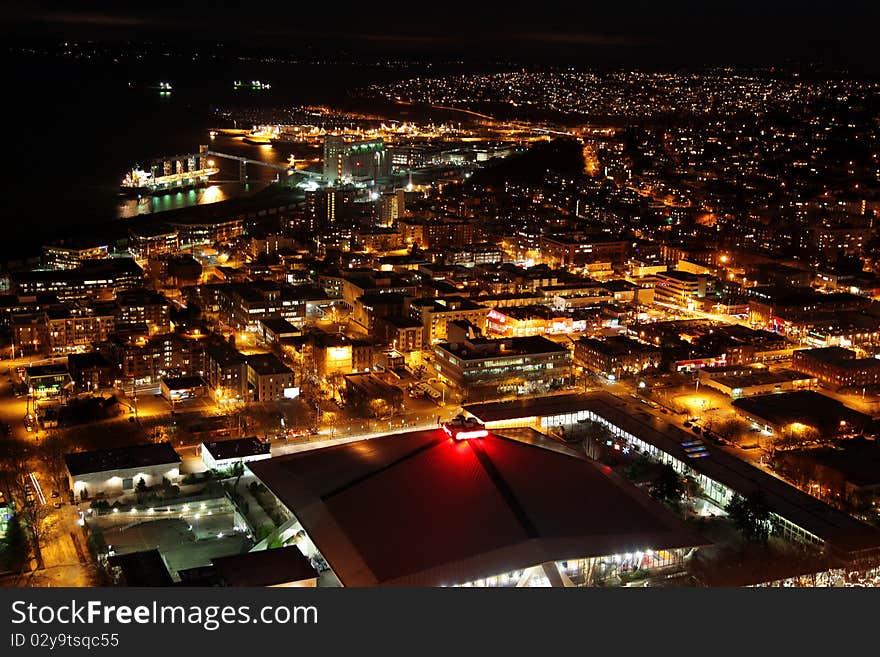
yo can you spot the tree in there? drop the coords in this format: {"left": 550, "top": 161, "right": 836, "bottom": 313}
{"left": 0, "top": 515, "right": 27, "bottom": 572}
{"left": 231, "top": 461, "right": 245, "bottom": 489}
{"left": 725, "top": 491, "right": 772, "bottom": 544}
{"left": 39, "top": 430, "right": 69, "bottom": 493}
{"left": 1, "top": 460, "right": 51, "bottom": 571}
{"left": 650, "top": 464, "right": 685, "bottom": 510}
{"left": 136, "top": 478, "right": 147, "bottom": 493}
{"left": 715, "top": 418, "right": 748, "bottom": 442}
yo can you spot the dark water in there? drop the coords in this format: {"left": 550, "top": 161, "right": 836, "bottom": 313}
{"left": 2, "top": 53, "right": 423, "bottom": 257}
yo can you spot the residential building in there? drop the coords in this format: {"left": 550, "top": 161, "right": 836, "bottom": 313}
{"left": 573, "top": 336, "right": 662, "bottom": 378}
{"left": 792, "top": 347, "right": 880, "bottom": 388}
{"left": 409, "top": 296, "right": 489, "bottom": 344}
{"left": 245, "top": 353, "right": 297, "bottom": 401}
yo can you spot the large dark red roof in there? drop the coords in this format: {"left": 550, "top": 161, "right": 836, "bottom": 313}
{"left": 248, "top": 430, "right": 706, "bottom": 586}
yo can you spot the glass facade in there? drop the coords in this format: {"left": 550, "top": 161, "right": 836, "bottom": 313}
{"left": 452, "top": 548, "right": 690, "bottom": 587}
{"left": 538, "top": 408, "right": 824, "bottom": 549}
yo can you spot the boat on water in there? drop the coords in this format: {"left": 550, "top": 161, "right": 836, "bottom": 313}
{"left": 233, "top": 80, "right": 271, "bottom": 91}
{"left": 120, "top": 164, "right": 219, "bottom": 196}
{"left": 242, "top": 125, "right": 279, "bottom": 145}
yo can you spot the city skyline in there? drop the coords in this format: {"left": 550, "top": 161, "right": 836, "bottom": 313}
{"left": 2, "top": 7, "right": 880, "bottom": 591}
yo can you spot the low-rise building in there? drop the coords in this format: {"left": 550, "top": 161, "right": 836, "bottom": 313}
{"left": 259, "top": 318, "right": 301, "bottom": 345}
{"left": 409, "top": 296, "right": 488, "bottom": 344}
{"left": 792, "top": 347, "right": 880, "bottom": 388}
{"left": 573, "top": 335, "right": 661, "bottom": 378}
{"left": 487, "top": 306, "right": 588, "bottom": 337}
{"left": 245, "top": 353, "right": 297, "bottom": 401}
{"left": 65, "top": 442, "right": 181, "bottom": 499}
{"left": 160, "top": 375, "right": 207, "bottom": 402}
{"left": 43, "top": 241, "right": 110, "bottom": 270}
{"left": 128, "top": 225, "right": 179, "bottom": 261}
{"left": 698, "top": 367, "right": 815, "bottom": 398}
{"left": 312, "top": 333, "right": 374, "bottom": 378}
{"left": 208, "top": 546, "right": 317, "bottom": 587}
{"left": 343, "top": 372, "right": 404, "bottom": 416}
{"left": 24, "top": 364, "right": 73, "bottom": 398}
{"left": 11, "top": 258, "right": 144, "bottom": 303}
{"left": 653, "top": 270, "right": 714, "bottom": 308}
{"left": 200, "top": 436, "right": 271, "bottom": 471}
{"left": 116, "top": 289, "right": 171, "bottom": 335}
{"left": 540, "top": 234, "right": 628, "bottom": 268}
{"left": 375, "top": 315, "right": 424, "bottom": 354}
{"left": 433, "top": 335, "right": 571, "bottom": 401}
{"left": 67, "top": 351, "right": 115, "bottom": 392}
{"left": 203, "top": 340, "right": 248, "bottom": 402}
{"left": 732, "top": 391, "right": 872, "bottom": 437}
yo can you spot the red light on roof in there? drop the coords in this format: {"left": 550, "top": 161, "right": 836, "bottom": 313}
{"left": 442, "top": 416, "right": 488, "bottom": 441}
{"left": 453, "top": 429, "right": 489, "bottom": 441}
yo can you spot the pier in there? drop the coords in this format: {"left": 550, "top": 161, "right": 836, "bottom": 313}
{"left": 122, "top": 145, "right": 320, "bottom": 193}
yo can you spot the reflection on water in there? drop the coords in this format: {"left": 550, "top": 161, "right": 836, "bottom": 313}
{"left": 116, "top": 184, "right": 247, "bottom": 219}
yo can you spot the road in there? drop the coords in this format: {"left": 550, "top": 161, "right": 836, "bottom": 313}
{"left": 176, "top": 405, "right": 466, "bottom": 473}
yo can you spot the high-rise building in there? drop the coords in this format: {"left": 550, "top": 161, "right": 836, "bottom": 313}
{"left": 306, "top": 187, "right": 354, "bottom": 226}
{"left": 340, "top": 140, "right": 390, "bottom": 184}
{"left": 322, "top": 135, "right": 391, "bottom": 186}
{"left": 322, "top": 134, "right": 346, "bottom": 184}
{"left": 376, "top": 189, "right": 406, "bottom": 226}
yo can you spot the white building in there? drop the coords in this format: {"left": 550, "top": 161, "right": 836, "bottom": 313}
{"left": 65, "top": 442, "right": 180, "bottom": 500}
{"left": 201, "top": 436, "right": 271, "bottom": 471}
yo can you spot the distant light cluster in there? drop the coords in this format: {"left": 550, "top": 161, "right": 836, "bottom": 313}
{"left": 366, "top": 70, "right": 880, "bottom": 119}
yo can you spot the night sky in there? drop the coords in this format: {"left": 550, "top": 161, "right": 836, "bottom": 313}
{"left": 3, "top": 1, "right": 880, "bottom": 68}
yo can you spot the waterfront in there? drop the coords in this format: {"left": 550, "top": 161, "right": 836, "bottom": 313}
{"left": 1, "top": 51, "right": 422, "bottom": 257}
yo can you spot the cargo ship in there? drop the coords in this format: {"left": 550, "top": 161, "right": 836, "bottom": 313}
{"left": 120, "top": 160, "right": 219, "bottom": 195}
{"left": 242, "top": 125, "right": 279, "bottom": 145}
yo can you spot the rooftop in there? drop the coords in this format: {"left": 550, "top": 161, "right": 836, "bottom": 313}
{"left": 108, "top": 549, "right": 174, "bottom": 586}
{"left": 470, "top": 391, "right": 880, "bottom": 558}
{"left": 707, "top": 369, "right": 813, "bottom": 389}
{"left": 205, "top": 341, "right": 246, "bottom": 367}
{"left": 732, "top": 391, "right": 872, "bottom": 431}
{"left": 11, "top": 257, "right": 143, "bottom": 283}
{"left": 577, "top": 335, "right": 660, "bottom": 356}
{"left": 437, "top": 335, "right": 568, "bottom": 360}
{"left": 464, "top": 393, "right": 595, "bottom": 423}
{"left": 65, "top": 442, "right": 180, "bottom": 476}
{"left": 161, "top": 375, "right": 206, "bottom": 390}
{"left": 247, "top": 428, "right": 706, "bottom": 586}
{"left": 202, "top": 436, "right": 270, "bottom": 461}
{"left": 246, "top": 353, "right": 294, "bottom": 376}
{"left": 259, "top": 318, "right": 301, "bottom": 336}
{"left": 25, "top": 364, "right": 70, "bottom": 378}
{"left": 410, "top": 296, "right": 486, "bottom": 313}
{"left": 582, "top": 393, "right": 880, "bottom": 557}
{"left": 211, "top": 546, "right": 317, "bottom": 586}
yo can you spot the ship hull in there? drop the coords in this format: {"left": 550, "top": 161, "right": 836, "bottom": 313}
{"left": 119, "top": 179, "right": 213, "bottom": 197}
